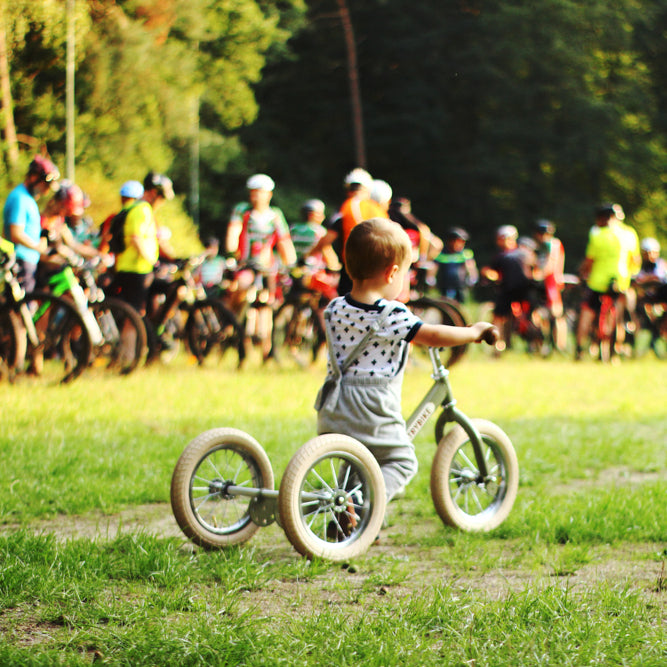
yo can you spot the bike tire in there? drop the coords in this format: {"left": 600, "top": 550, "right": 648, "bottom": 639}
{"left": 271, "top": 299, "right": 325, "bottom": 367}
{"left": 279, "top": 434, "right": 386, "bottom": 562}
{"left": 430, "top": 418, "right": 518, "bottom": 532}
{"left": 407, "top": 297, "right": 469, "bottom": 367}
{"left": 170, "top": 428, "right": 274, "bottom": 549}
{"left": 91, "top": 297, "right": 147, "bottom": 375}
{"left": 22, "top": 291, "right": 92, "bottom": 383}
{"left": 185, "top": 299, "right": 245, "bottom": 367}
{"left": 0, "top": 308, "right": 26, "bottom": 381}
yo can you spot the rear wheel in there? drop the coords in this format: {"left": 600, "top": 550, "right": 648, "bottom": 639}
{"left": 0, "top": 308, "right": 25, "bottom": 381}
{"left": 407, "top": 297, "right": 469, "bottom": 367}
{"left": 170, "top": 428, "right": 274, "bottom": 549}
{"left": 279, "top": 434, "right": 386, "bottom": 562}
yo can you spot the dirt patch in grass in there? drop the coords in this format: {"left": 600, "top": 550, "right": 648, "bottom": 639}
{"left": 4, "top": 502, "right": 665, "bottom": 624}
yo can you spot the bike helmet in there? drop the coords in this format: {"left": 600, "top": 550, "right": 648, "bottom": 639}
{"left": 301, "top": 198, "right": 325, "bottom": 216}
{"left": 120, "top": 180, "right": 144, "bottom": 199}
{"left": 370, "top": 179, "right": 392, "bottom": 205}
{"left": 344, "top": 168, "right": 372, "bottom": 189}
{"left": 445, "top": 226, "right": 469, "bottom": 241}
{"left": 54, "top": 180, "right": 86, "bottom": 217}
{"left": 246, "top": 173, "right": 275, "bottom": 191}
{"left": 496, "top": 225, "right": 518, "bottom": 239}
{"left": 640, "top": 237, "right": 660, "bottom": 254}
{"left": 596, "top": 203, "right": 615, "bottom": 218}
{"left": 143, "top": 172, "right": 174, "bottom": 200}
{"left": 534, "top": 219, "right": 555, "bottom": 234}
{"left": 28, "top": 155, "right": 60, "bottom": 184}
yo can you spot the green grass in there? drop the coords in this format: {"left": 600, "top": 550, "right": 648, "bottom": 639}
{"left": 0, "top": 352, "right": 666, "bottom": 665}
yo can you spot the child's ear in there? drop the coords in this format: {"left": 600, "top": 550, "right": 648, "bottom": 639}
{"left": 385, "top": 264, "right": 400, "bottom": 283}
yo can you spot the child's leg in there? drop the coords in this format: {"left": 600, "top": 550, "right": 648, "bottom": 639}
{"left": 367, "top": 444, "right": 418, "bottom": 503}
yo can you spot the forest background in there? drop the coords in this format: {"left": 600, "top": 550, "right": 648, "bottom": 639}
{"left": 1, "top": 0, "right": 667, "bottom": 268}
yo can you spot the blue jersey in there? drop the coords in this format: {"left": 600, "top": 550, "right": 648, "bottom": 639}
{"left": 3, "top": 184, "right": 41, "bottom": 265}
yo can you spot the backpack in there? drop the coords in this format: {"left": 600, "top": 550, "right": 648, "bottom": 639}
{"left": 108, "top": 203, "right": 139, "bottom": 255}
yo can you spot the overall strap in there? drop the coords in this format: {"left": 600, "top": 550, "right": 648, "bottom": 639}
{"left": 323, "top": 301, "right": 393, "bottom": 377}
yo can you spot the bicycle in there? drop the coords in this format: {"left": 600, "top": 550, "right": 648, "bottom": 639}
{"left": 270, "top": 265, "right": 335, "bottom": 367}
{"left": 170, "top": 347, "right": 518, "bottom": 562}
{"left": 0, "top": 253, "right": 92, "bottom": 383}
{"left": 145, "top": 255, "right": 244, "bottom": 367}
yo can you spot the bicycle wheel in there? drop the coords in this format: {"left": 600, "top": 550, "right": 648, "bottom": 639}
{"left": 271, "top": 299, "right": 325, "bottom": 367}
{"left": 0, "top": 308, "right": 26, "bottom": 380}
{"left": 407, "top": 297, "right": 468, "bottom": 367}
{"left": 171, "top": 428, "right": 274, "bottom": 549}
{"left": 185, "top": 299, "right": 245, "bottom": 367}
{"left": 144, "top": 310, "right": 183, "bottom": 364}
{"left": 279, "top": 434, "right": 386, "bottom": 562}
{"left": 91, "top": 297, "right": 147, "bottom": 375}
{"left": 23, "top": 291, "right": 92, "bottom": 383}
{"left": 430, "top": 418, "right": 518, "bottom": 532}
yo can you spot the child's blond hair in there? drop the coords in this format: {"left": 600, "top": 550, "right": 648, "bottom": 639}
{"left": 345, "top": 218, "right": 412, "bottom": 281}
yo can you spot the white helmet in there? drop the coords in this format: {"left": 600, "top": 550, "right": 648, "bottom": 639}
{"left": 640, "top": 237, "right": 660, "bottom": 253}
{"left": 344, "top": 168, "right": 372, "bottom": 189}
{"left": 246, "top": 173, "right": 275, "bottom": 191}
{"left": 370, "top": 179, "right": 392, "bottom": 205}
{"left": 496, "top": 225, "right": 518, "bottom": 239}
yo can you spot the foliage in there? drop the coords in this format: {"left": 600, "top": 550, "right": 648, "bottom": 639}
{"left": 1, "top": 0, "right": 666, "bottom": 261}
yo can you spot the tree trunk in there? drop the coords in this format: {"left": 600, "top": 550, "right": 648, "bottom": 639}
{"left": 336, "top": 0, "right": 366, "bottom": 168}
{"left": 0, "top": 11, "right": 19, "bottom": 167}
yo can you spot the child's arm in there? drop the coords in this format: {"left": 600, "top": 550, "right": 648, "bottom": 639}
{"left": 412, "top": 321, "right": 498, "bottom": 348}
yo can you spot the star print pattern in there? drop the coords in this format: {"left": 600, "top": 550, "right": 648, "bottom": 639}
{"left": 325, "top": 296, "right": 422, "bottom": 378}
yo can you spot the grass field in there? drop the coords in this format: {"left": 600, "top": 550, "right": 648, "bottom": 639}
{"left": 0, "top": 350, "right": 665, "bottom": 665}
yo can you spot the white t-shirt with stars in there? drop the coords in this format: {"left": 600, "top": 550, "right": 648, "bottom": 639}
{"left": 325, "top": 295, "right": 422, "bottom": 378}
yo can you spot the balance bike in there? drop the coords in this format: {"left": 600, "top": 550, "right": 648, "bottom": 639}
{"left": 170, "top": 348, "right": 519, "bottom": 562}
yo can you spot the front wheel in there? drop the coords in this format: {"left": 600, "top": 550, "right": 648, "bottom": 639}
{"left": 430, "top": 418, "right": 518, "bottom": 531}
{"left": 22, "top": 291, "right": 92, "bottom": 383}
{"left": 170, "top": 428, "right": 274, "bottom": 549}
{"left": 185, "top": 299, "right": 245, "bottom": 367}
{"left": 279, "top": 434, "right": 386, "bottom": 562}
{"left": 91, "top": 297, "right": 147, "bottom": 375}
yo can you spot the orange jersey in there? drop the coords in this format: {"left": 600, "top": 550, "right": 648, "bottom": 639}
{"left": 339, "top": 196, "right": 388, "bottom": 260}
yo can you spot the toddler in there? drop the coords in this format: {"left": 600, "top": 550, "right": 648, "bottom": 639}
{"left": 315, "top": 218, "right": 497, "bottom": 511}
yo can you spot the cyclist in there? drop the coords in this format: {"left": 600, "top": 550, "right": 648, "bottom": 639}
{"left": 305, "top": 168, "right": 388, "bottom": 296}
{"left": 434, "top": 227, "right": 478, "bottom": 303}
{"left": 533, "top": 219, "right": 567, "bottom": 352}
{"left": 611, "top": 204, "right": 641, "bottom": 356}
{"left": 98, "top": 180, "right": 144, "bottom": 255}
{"left": 289, "top": 198, "right": 339, "bottom": 301}
{"left": 108, "top": 171, "right": 174, "bottom": 316}
{"left": 480, "top": 225, "right": 534, "bottom": 352}
{"left": 38, "top": 181, "right": 102, "bottom": 281}
{"left": 225, "top": 173, "right": 297, "bottom": 360}
{"left": 575, "top": 204, "right": 623, "bottom": 361}
{"left": 2, "top": 155, "right": 60, "bottom": 292}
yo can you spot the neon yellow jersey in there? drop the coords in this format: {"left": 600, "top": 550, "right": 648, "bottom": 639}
{"left": 114, "top": 201, "right": 159, "bottom": 274}
{"left": 585, "top": 225, "right": 623, "bottom": 293}
{"left": 614, "top": 221, "right": 641, "bottom": 291}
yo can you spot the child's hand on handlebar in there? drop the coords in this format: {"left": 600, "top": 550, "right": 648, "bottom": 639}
{"left": 472, "top": 323, "right": 499, "bottom": 345}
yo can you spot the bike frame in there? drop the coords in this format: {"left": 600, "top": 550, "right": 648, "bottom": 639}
{"left": 224, "top": 347, "right": 490, "bottom": 503}
{"left": 405, "top": 347, "right": 490, "bottom": 478}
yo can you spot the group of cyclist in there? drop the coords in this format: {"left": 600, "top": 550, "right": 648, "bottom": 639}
{"left": 2, "top": 156, "right": 666, "bottom": 375}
